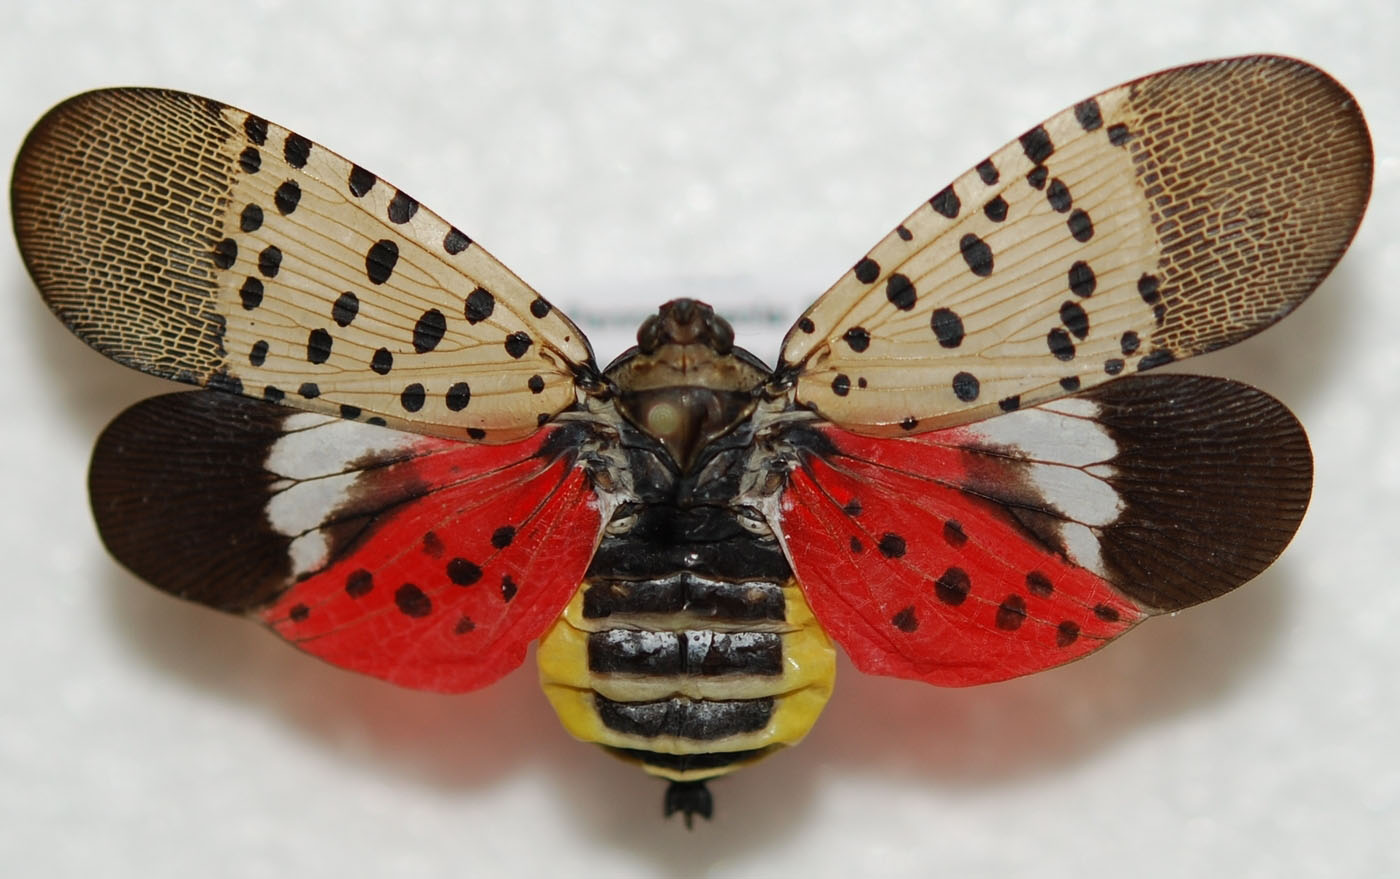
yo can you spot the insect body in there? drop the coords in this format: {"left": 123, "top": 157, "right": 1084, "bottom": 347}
{"left": 13, "top": 56, "right": 1371, "bottom": 824}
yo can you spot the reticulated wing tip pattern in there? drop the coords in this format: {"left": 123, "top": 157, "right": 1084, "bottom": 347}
{"left": 13, "top": 88, "right": 597, "bottom": 444}
{"left": 781, "top": 55, "right": 1372, "bottom": 436}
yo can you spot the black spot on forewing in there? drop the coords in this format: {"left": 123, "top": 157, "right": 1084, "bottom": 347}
{"left": 465, "top": 287, "right": 495, "bottom": 323}
{"left": 931, "top": 309, "right": 964, "bottom": 348}
{"left": 930, "top": 186, "right": 960, "bottom": 218}
{"left": 446, "top": 382, "right": 471, "bottom": 411}
{"left": 413, "top": 309, "right": 447, "bottom": 353}
{"left": 504, "top": 332, "right": 532, "bottom": 359}
{"left": 365, "top": 240, "right": 398, "bottom": 284}
{"left": 886, "top": 274, "right": 916, "bottom": 310}
{"left": 1020, "top": 126, "right": 1053, "bottom": 163}
{"left": 348, "top": 165, "right": 376, "bottom": 197}
{"left": 274, "top": 180, "right": 301, "bottom": 215}
{"left": 854, "top": 257, "right": 880, "bottom": 284}
{"left": 244, "top": 115, "right": 268, "bottom": 145}
{"left": 283, "top": 133, "right": 312, "bottom": 168}
{"left": 388, "top": 190, "right": 419, "bottom": 224}
{"left": 959, "top": 234, "right": 993, "bottom": 277}
{"left": 952, "top": 372, "right": 979, "bottom": 402}
{"left": 842, "top": 327, "right": 871, "bottom": 352}
{"left": 1074, "top": 99, "right": 1102, "bottom": 131}
{"left": 333, "top": 292, "right": 359, "bottom": 327}
{"left": 444, "top": 228, "right": 471, "bottom": 254}
{"left": 306, "top": 329, "right": 332, "bottom": 364}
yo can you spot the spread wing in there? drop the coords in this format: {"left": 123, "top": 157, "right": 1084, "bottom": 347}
{"left": 90, "top": 392, "right": 607, "bottom": 692}
{"left": 776, "top": 375, "right": 1311, "bottom": 685}
{"left": 779, "top": 55, "right": 1370, "bottom": 435}
{"left": 14, "top": 88, "right": 596, "bottom": 443}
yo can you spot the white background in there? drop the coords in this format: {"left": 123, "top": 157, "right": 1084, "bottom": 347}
{"left": 2, "top": 2, "right": 1395, "bottom": 877}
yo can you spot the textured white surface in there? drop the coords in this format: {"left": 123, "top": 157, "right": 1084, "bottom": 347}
{"left": 2, "top": 2, "right": 1396, "bottom": 876}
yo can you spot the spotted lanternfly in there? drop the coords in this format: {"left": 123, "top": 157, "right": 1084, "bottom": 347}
{"left": 13, "top": 55, "right": 1371, "bottom": 826}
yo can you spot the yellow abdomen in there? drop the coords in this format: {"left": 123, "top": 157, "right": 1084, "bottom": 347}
{"left": 537, "top": 573, "right": 835, "bottom": 781}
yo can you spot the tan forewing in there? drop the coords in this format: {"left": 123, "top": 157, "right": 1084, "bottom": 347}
{"left": 781, "top": 55, "right": 1371, "bottom": 435}
{"left": 13, "top": 88, "right": 595, "bottom": 442}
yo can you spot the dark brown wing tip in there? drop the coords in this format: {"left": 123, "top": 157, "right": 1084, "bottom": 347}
{"left": 1130, "top": 56, "right": 1373, "bottom": 356}
{"left": 1086, "top": 374, "right": 1313, "bottom": 612}
{"left": 12, "top": 88, "right": 232, "bottom": 382}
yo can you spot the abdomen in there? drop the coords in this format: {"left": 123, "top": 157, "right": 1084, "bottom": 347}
{"left": 538, "top": 548, "right": 835, "bottom": 781}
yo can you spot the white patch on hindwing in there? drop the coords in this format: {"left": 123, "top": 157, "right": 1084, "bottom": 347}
{"left": 264, "top": 414, "right": 424, "bottom": 575}
{"left": 957, "top": 399, "right": 1122, "bottom": 575}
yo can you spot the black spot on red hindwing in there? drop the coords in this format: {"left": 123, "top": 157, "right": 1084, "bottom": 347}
{"left": 877, "top": 533, "right": 907, "bottom": 558}
{"left": 842, "top": 498, "right": 862, "bottom": 517}
{"left": 959, "top": 234, "right": 993, "bottom": 277}
{"left": 995, "top": 595, "right": 1027, "bottom": 631}
{"left": 413, "top": 309, "right": 447, "bottom": 353}
{"left": 345, "top": 569, "right": 374, "bottom": 598}
{"left": 333, "top": 291, "right": 359, "bottom": 327}
{"left": 501, "top": 575, "right": 518, "bottom": 603}
{"left": 447, "top": 558, "right": 483, "bottom": 586}
{"left": 935, "top": 567, "right": 970, "bottom": 605}
{"left": 930, "top": 186, "right": 960, "bottom": 218}
{"left": 289, "top": 603, "right": 310, "bottom": 623}
{"left": 454, "top": 615, "right": 476, "bottom": 635}
{"left": 365, "top": 240, "right": 398, "bottom": 284}
{"left": 943, "top": 520, "right": 967, "bottom": 547}
{"left": 892, "top": 606, "right": 919, "bottom": 633}
{"left": 395, "top": 584, "right": 432, "bottom": 618}
{"left": 422, "top": 531, "right": 444, "bottom": 557}
{"left": 854, "top": 257, "right": 880, "bottom": 284}
{"left": 1056, "top": 621, "right": 1080, "bottom": 647}
{"left": 491, "top": 525, "right": 517, "bottom": 549}
{"left": 1026, "top": 571, "right": 1053, "bottom": 596}
{"left": 388, "top": 190, "right": 419, "bottom": 224}
{"left": 886, "top": 273, "right": 916, "bottom": 310}
{"left": 1094, "top": 604, "right": 1121, "bottom": 622}
{"left": 849, "top": 536, "right": 864, "bottom": 554}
